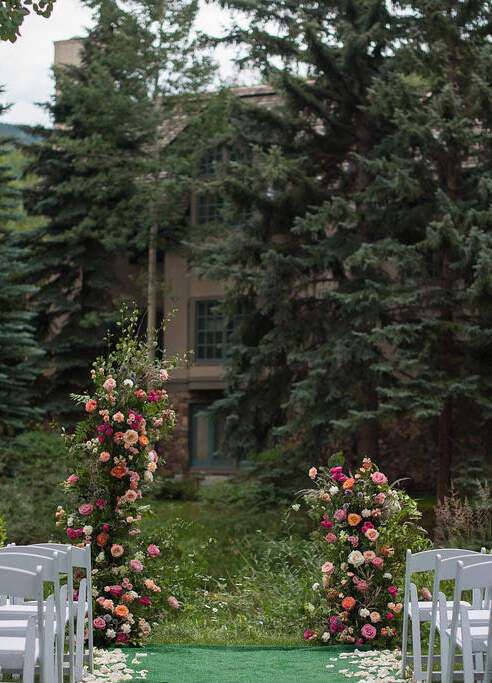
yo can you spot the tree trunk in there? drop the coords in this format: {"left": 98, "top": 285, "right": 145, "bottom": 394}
{"left": 147, "top": 222, "right": 157, "bottom": 359}
{"left": 437, "top": 396, "right": 452, "bottom": 501}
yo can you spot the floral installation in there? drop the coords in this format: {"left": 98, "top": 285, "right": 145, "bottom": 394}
{"left": 300, "top": 454, "right": 429, "bottom": 647}
{"left": 57, "top": 308, "right": 184, "bottom": 647}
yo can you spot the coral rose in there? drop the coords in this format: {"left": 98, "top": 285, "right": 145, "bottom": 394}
{"left": 370, "top": 611, "right": 381, "bottom": 623}
{"left": 99, "top": 451, "right": 110, "bottom": 463}
{"left": 110, "top": 544, "right": 124, "bottom": 557}
{"left": 342, "top": 596, "right": 356, "bottom": 611}
{"left": 66, "top": 474, "right": 79, "bottom": 485}
{"left": 347, "top": 514, "right": 362, "bottom": 527}
{"left": 308, "top": 467, "right": 317, "bottom": 480}
{"left": 324, "top": 533, "right": 337, "bottom": 543}
{"left": 321, "top": 561, "right": 335, "bottom": 574}
{"left": 110, "top": 463, "right": 127, "bottom": 479}
{"left": 113, "top": 412, "right": 124, "bottom": 423}
{"left": 363, "top": 551, "right": 376, "bottom": 563}
{"left": 96, "top": 532, "right": 109, "bottom": 547}
{"left": 85, "top": 400, "right": 97, "bottom": 413}
{"left": 342, "top": 478, "right": 355, "bottom": 490}
{"left": 147, "top": 544, "right": 160, "bottom": 558}
{"left": 139, "top": 435, "right": 149, "bottom": 446}
{"left": 114, "top": 605, "right": 129, "bottom": 619}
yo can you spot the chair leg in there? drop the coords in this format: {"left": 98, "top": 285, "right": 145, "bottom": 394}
{"left": 401, "top": 612, "right": 409, "bottom": 679}
{"left": 411, "top": 609, "right": 425, "bottom": 680}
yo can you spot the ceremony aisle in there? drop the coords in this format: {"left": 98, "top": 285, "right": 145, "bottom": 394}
{"left": 84, "top": 645, "right": 408, "bottom": 682}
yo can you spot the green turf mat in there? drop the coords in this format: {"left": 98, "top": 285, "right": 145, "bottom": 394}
{"left": 130, "top": 644, "right": 370, "bottom": 682}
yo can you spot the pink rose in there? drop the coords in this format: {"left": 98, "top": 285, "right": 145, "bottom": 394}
{"left": 99, "top": 452, "right": 110, "bottom": 463}
{"left": 147, "top": 544, "right": 160, "bottom": 558}
{"left": 111, "top": 544, "right": 124, "bottom": 558}
{"left": 324, "top": 533, "right": 337, "bottom": 543}
{"left": 388, "top": 586, "right": 398, "bottom": 598}
{"left": 103, "top": 378, "right": 116, "bottom": 393}
{"left": 308, "top": 467, "right": 317, "bottom": 480}
{"left": 333, "top": 509, "right": 347, "bottom": 522}
{"left": 78, "top": 503, "right": 93, "bottom": 516}
{"left": 125, "top": 490, "right": 138, "bottom": 503}
{"left": 363, "top": 551, "right": 376, "bottom": 562}
{"left": 160, "top": 369, "right": 169, "bottom": 381}
{"left": 130, "top": 559, "right": 143, "bottom": 573}
{"left": 66, "top": 474, "right": 79, "bottom": 485}
{"left": 374, "top": 492, "right": 385, "bottom": 504}
{"left": 372, "top": 557, "right": 384, "bottom": 569}
{"left": 361, "top": 624, "right": 377, "bottom": 640}
{"left": 370, "top": 612, "right": 381, "bottom": 623}
{"left": 347, "top": 536, "right": 359, "bottom": 547}
{"left": 93, "top": 617, "right": 106, "bottom": 630}
{"left": 167, "top": 596, "right": 179, "bottom": 609}
{"left": 354, "top": 579, "right": 368, "bottom": 592}
{"left": 361, "top": 521, "right": 374, "bottom": 533}
{"left": 386, "top": 612, "right": 394, "bottom": 620}
{"left": 108, "top": 585, "right": 122, "bottom": 597}
{"left": 371, "top": 472, "right": 387, "bottom": 485}
{"left": 365, "top": 528, "right": 379, "bottom": 542}
{"left": 321, "top": 561, "right": 335, "bottom": 574}
{"left": 421, "top": 587, "right": 432, "bottom": 601}
{"left": 113, "top": 412, "right": 124, "bottom": 422}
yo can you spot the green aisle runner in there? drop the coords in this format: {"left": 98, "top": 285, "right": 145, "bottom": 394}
{"left": 131, "top": 644, "right": 368, "bottom": 682}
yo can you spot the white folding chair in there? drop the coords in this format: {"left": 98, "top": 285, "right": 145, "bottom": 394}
{"left": 0, "top": 550, "right": 63, "bottom": 682}
{"left": 401, "top": 548, "right": 486, "bottom": 680}
{"left": 427, "top": 553, "right": 492, "bottom": 682}
{"left": 32, "top": 542, "right": 94, "bottom": 681}
{"left": 0, "top": 565, "right": 54, "bottom": 683}
{"left": 444, "top": 560, "right": 492, "bottom": 683}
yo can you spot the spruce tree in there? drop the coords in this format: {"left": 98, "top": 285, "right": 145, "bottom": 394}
{"left": 25, "top": 0, "right": 214, "bottom": 420}
{"left": 192, "top": 0, "right": 403, "bottom": 465}
{"left": 0, "top": 96, "right": 43, "bottom": 431}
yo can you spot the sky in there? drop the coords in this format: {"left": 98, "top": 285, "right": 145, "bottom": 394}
{"left": 0, "top": 0, "right": 247, "bottom": 127}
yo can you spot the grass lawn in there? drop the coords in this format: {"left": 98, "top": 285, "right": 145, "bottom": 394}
{"left": 141, "top": 498, "right": 317, "bottom": 646}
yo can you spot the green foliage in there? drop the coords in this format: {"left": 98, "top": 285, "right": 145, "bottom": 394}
{"left": 434, "top": 483, "right": 491, "bottom": 552}
{"left": 0, "top": 94, "right": 44, "bottom": 432}
{"left": 0, "top": 0, "right": 57, "bottom": 42}
{"left": 155, "top": 474, "right": 200, "bottom": 501}
{"left": 0, "top": 429, "right": 67, "bottom": 544}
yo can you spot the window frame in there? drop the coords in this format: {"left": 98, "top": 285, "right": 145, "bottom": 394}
{"left": 188, "top": 403, "right": 230, "bottom": 469}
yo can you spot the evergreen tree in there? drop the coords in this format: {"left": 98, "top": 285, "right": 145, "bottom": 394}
{"left": 343, "top": 0, "right": 492, "bottom": 498}
{"left": 0, "top": 95, "right": 43, "bottom": 431}
{"left": 25, "top": 0, "right": 214, "bottom": 419}
{"left": 192, "top": 0, "right": 404, "bottom": 465}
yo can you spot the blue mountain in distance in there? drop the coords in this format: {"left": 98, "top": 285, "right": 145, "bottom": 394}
{"left": 0, "top": 122, "right": 42, "bottom": 144}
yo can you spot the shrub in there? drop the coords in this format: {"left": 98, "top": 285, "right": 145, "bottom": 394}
{"left": 156, "top": 474, "right": 200, "bottom": 501}
{"left": 434, "top": 482, "right": 491, "bottom": 551}
{"left": 0, "top": 429, "right": 67, "bottom": 544}
{"left": 299, "top": 454, "right": 430, "bottom": 647}
{"left": 57, "top": 309, "right": 182, "bottom": 646}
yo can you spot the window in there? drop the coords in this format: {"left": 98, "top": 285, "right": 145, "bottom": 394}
{"left": 189, "top": 404, "right": 229, "bottom": 468}
{"left": 195, "top": 193, "right": 224, "bottom": 224}
{"left": 197, "top": 147, "right": 224, "bottom": 177}
{"left": 194, "top": 300, "right": 229, "bottom": 361}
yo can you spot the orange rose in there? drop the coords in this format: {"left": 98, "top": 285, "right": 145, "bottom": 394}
{"left": 96, "top": 532, "right": 109, "bottom": 547}
{"left": 110, "top": 463, "right": 128, "bottom": 479}
{"left": 85, "top": 399, "right": 98, "bottom": 413}
{"left": 139, "top": 435, "right": 149, "bottom": 446}
{"left": 342, "top": 478, "right": 355, "bottom": 490}
{"left": 347, "top": 514, "right": 362, "bottom": 527}
{"left": 341, "top": 596, "right": 356, "bottom": 611}
{"left": 114, "top": 604, "right": 129, "bottom": 619}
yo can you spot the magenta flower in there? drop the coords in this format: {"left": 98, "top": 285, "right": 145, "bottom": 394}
{"left": 139, "top": 596, "right": 151, "bottom": 606}
{"left": 303, "top": 629, "right": 315, "bottom": 641}
{"left": 147, "top": 544, "right": 160, "bottom": 558}
{"left": 96, "top": 498, "right": 107, "bottom": 509}
{"left": 78, "top": 503, "right": 93, "bottom": 516}
{"left": 388, "top": 586, "right": 398, "bottom": 599}
{"left": 333, "top": 509, "right": 347, "bottom": 522}
{"left": 329, "top": 616, "right": 344, "bottom": 633}
{"left": 116, "top": 633, "right": 130, "bottom": 643}
{"left": 361, "top": 521, "right": 374, "bottom": 534}
{"left": 108, "top": 585, "right": 123, "bottom": 597}
{"left": 321, "top": 516, "right": 333, "bottom": 530}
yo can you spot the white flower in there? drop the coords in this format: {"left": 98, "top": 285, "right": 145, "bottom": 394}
{"left": 121, "top": 623, "right": 131, "bottom": 634}
{"left": 312, "top": 582, "right": 320, "bottom": 591}
{"left": 339, "top": 531, "right": 348, "bottom": 542}
{"left": 348, "top": 550, "right": 365, "bottom": 568}
{"left": 383, "top": 572, "right": 393, "bottom": 580}
{"left": 106, "top": 629, "right": 116, "bottom": 639}
{"left": 68, "top": 518, "right": 74, "bottom": 527}
{"left": 359, "top": 608, "right": 370, "bottom": 618}
{"left": 83, "top": 525, "right": 93, "bottom": 536}
{"left": 292, "top": 503, "right": 300, "bottom": 512}
{"left": 144, "top": 470, "right": 153, "bottom": 483}
{"left": 305, "top": 602, "right": 315, "bottom": 613}
{"left": 361, "top": 509, "right": 371, "bottom": 517}
{"left": 123, "top": 379, "right": 134, "bottom": 387}
{"left": 329, "top": 486, "right": 339, "bottom": 495}
{"left": 96, "top": 552, "right": 105, "bottom": 564}
{"left": 321, "top": 631, "right": 330, "bottom": 642}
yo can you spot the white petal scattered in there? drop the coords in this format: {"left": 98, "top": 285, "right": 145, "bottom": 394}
{"left": 83, "top": 648, "right": 147, "bottom": 682}
{"left": 326, "top": 649, "right": 411, "bottom": 682}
